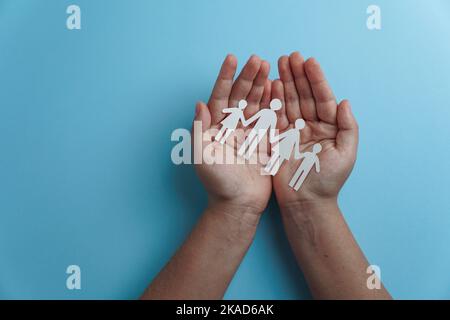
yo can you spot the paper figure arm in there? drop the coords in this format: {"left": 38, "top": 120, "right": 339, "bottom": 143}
{"left": 222, "top": 108, "right": 234, "bottom": 114}
{"left": 269, "top": 128, "right": 277, "bottom": 143}
{"left": 294, "top": 135, "right": 301, "bottom": 159}
{"left": 295, "top": 152, "right": 305, "bottom": 160}
{"left": 270, "top": 130, "right": 288, "bottom": 144}
{"left": 267, "top": 118, "right": 280, "bottom": 142}
{"left": 241, "top": 111, "right": 261, "bottom": 127}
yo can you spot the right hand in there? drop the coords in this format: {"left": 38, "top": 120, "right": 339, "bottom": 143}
{"left": 193, "top": 55, "right": 273, "bottom": 217}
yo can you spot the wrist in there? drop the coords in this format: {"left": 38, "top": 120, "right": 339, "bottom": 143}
{"left": 279, "top": 197, "right": 339, "bottom": 219}
{"left": 279, "top": 198, "right": 343, "bottom": 246}
{"left": 206, "top": 200, "right": 262, "bottom": 228}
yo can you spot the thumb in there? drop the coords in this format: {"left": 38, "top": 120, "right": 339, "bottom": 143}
{"left": 336, "top": 100, "right": 358, "bottom": 154}
{"left": 192, "top": 101, "right": 211, "bottom": 132}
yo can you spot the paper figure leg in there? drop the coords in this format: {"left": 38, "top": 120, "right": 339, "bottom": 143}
{"left": 244, "top": 133, "right": 264, "bottom": 160}
{"left": 269, "top": 159, "right": 282, "bottom": 176}
{"left": 219, "top": 129, "right": 234, "bottom": 144}
{"left": 238, "top": 131, "right": 257, "bottom": 156}
{"left": 293, "top": 171, "right": 308, "bottom": 191}
{"left": 244, "top": 139, "right": 258, "bottom": 160}
{"left": 264, "top": 152, "right": 279, "bottom": 173}
{"left": 289, "top": 167, "right": 305, "bottom": 188}
{"left": 215, "top": 127, "right": 226, "bottom": 143}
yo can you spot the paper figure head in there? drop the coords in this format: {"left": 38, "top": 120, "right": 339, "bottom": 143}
{"left": 313, "top": 143, "right": 322, "bottom": 153}
{"left": 269, "top": 99, "right": 282, "bottom": 111}
{"left": 238, "top": 100, "right": 248, "bottom": 110}
{"left": 295, "top": 119, "right": 305, "bottom": 129}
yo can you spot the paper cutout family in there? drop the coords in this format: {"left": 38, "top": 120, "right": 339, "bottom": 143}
{"left": 215, "top": 99, "right": 321, "bottom": 191}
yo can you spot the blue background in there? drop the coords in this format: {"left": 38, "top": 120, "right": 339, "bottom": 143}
{"left": 0, "top": 0, "right": 449, "bottom": 299}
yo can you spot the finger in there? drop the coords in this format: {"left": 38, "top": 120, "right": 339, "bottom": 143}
{"left": 336, "top": 100, "right": 358, "bottom": 154}
{"left": 245, "top": 60, "right": 270, "bottom": 118}
{"left": 260, "top": 79, "right": 272, "bottom": 108}
{"left": 208, "top": 54, "right": 238, "bottom": 125}
{"left": 289, "top": 52, "right": 317, "bottom": 121}
{"left": 304, "top": 57, "right": 337, "bottom": 124}
{"left": 278, "top": 55, "right": 301, "bottom": 122}
{"left": 229, "top": 55, "right": 262, "bottom": 107}
{"left": 271, "top": 80, "right": 289, "bottom": 130}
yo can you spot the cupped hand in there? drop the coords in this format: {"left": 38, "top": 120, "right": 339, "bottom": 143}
{"left": 271, "top": 52, "right": 359, "bottom": 208}
{"left": 193, "top": 55, "right": 273, "bottom": 216}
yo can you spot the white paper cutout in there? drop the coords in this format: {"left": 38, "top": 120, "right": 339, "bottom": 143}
{"left": 237, "top": 99, "right": 281, "bottom": 160}
{"left": 211, "top": 98, "right": 324, "bottom": 192}
{"left": 264, "top": 118, "right": 305, "bottom": 176}
{"left": 289, "top": 143, "right": 322, "bottom": 191}
{"left": 215, "top": 99, "right": 248, "bottom": 144}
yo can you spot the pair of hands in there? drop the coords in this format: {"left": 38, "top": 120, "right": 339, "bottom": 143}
{"left": 194, "top": 53, "right": 359, "bottom": 218}
{"left": 146, "top": 53, "right": 392, "bottom": 301}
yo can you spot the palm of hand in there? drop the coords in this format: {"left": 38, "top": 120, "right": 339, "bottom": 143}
{"left": 193, "top": 53, "right": 358, "bottom": 213}
{"left": 273, "top": 120, "right": 354, "bottom": 206}
{"left": 271, "top": 53, "right": 358, "bottom": 207}
{"left": 193, "top": 54, "right": 273, "bottom": 213}
{"left": 196, "top": 124, "right": 272, "bottom": 213}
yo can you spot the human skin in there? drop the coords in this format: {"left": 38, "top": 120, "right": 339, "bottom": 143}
{"left": 141, "top": 55, "right": 273, "bottom": 299}
{"left": 142, "top": 53, "right": 392, "bottom": 300}
{"left": 272, "top": 52, "right": 391, "bottom": 299}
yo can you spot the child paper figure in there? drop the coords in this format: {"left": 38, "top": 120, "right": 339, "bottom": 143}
{"left": 215, "top": 100, "right": 248, "bottom": 144}
{"left": 238, "top": 98, "right": 282, "bottom": 160}
{"left": 264, "top": 119, "right": 306, "bottom": 176}
{"left": 289, "top": 143, "right": 322, "bottom": 191}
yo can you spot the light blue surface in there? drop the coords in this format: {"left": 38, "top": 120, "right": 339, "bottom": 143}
{"left": 0, "top": 0, "right": 449, "bottom": 299}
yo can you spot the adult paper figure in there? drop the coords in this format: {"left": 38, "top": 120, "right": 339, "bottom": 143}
{"left": 264, "top": 118, "right": 305, "bottom": 176}
{"left": 215, "top": 100, "right": 248, "bottom": 144}
{"left": 289, "top": 143, "right": 322, "bottom": 191}
{"left": 238, "top": 98, "right": 282, "bottom": 160}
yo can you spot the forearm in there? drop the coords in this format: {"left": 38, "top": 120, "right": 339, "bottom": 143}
{"left": 141, "top": 203, "right": 260, "bottom": 300}
{"left": 280, "top": 199, "right": 391, "bottom": 300}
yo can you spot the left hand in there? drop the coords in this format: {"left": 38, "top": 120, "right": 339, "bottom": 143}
{"left": 271, "top": 52, "right": 359, "bottom": 209}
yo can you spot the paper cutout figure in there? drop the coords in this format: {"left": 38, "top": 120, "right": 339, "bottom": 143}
{"left": 289, "top": 143, "right": 322, "bottom": 191}
{"left": 264, "top": 119, "right": 305, "bottom": 176}
{"left": 215, "top": 100, "right": 248, "bottom": 144}
{"left": 238, "top": 98, "right": 282, "bottom": 159}
{"left": 209, "top": 97, "right": 324, "bottom": 192}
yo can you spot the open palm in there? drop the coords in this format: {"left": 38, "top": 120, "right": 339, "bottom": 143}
{"left": 271, "top": 52, "right": 359, "bottom": 207}
{"left": 193, "top": 55, "right": 273, "bottom": 214}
